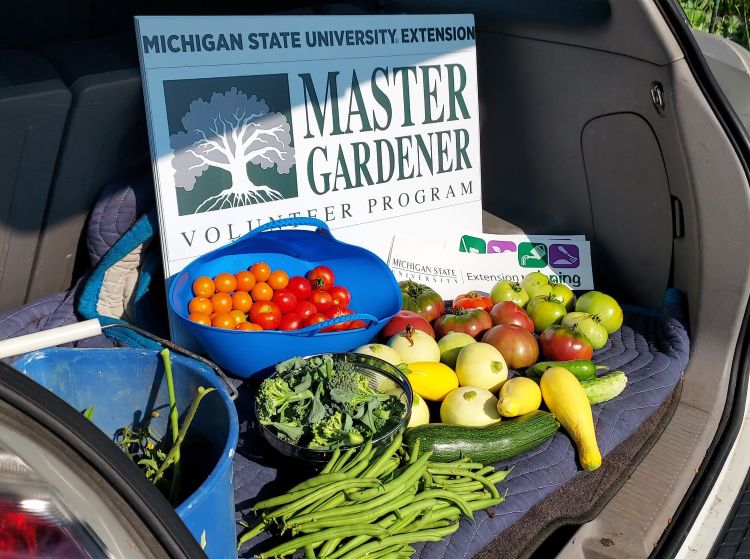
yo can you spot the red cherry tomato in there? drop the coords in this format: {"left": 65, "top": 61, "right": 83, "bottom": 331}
{"left": 349, "top": 319, "right": 368, "bottom": 330}
{"left": 295, "top": 300, "right": 317, "bottom": 321}
{"left": 249, "top": 301, "right": 281, "bottom": 330}
{"left": 279, "top": 313, "right": 303, "bottom": 331}
{"left": 328, "top": 285, "right": 352, "bottom": 308}
{"left": 304, "top": 313, "right": 329, "bottom": 328}
{"left": 310, "top": 289, "right": 333, "bottom": 312}
{"left": 322, "top": 305, "right": 347, "bottom": 332}
{"left": 272, "top": 289, "right": 298, "bottom": 314}
{"left": 307, "top": 266, "right": 335, "bottom": 291}
{"left": 287, "top": 276, "right": 312, "bottom": 301}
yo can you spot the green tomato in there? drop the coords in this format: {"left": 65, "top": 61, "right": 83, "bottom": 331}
{"left": 489, "top": 280, "right": 529, "bottom": 308}
{"left": 527, "top": 296, "right": 567, "bottom": 334}
{"left": 437, "top": 332, "right": 476, "bottom": 369}
{"left": 550, "top": 284, "right": 576, "bottom": 311}
{"left": 561, "top": 312, "right": 609, "bottom": 349}
{"left": 575, "top": 291, "right": 623, "bottom": 334}
{"left": 520, "top": 272, "right": 549, "bottom": 293}
{"left": 525, "top": 283, "right": 553, "bottom": 300}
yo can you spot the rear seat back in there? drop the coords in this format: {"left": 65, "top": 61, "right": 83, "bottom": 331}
{"left": 26, "top": 36, "right": 150, "bottom": 300}
{"left": 0, "top": 50, "right": 71, "bottom": 312}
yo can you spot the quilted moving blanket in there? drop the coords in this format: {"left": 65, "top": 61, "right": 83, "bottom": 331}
{"left": 234, "top": 299, "right": 689, "bottom": 559}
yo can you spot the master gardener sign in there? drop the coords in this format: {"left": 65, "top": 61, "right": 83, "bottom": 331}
{"left": 135, "top": 14, "right": 483, "bottom": 277}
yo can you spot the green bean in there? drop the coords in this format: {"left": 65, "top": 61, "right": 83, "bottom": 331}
{"left": 341, "top": 440, "right": 374, "bottom": 473}
{"left": 362, "top": 432, "right": 402, "bottom": 478}
{"left": 264, "top": 479, "right": 382, "bottom": 520}
{"left": 320, "top": 447, "right": 341, "bottom": 474}
{"left": 349, "top": 451, "right": 432, "bottom": 501}
{"left": 288, "top": 472, "right": 352, "bottom": 492}
{"left": 488, "top": 469, "right": 511, "bottom": 484}
{"left": 475, "top": 466, "right": 495, "bottom": 477}
{"left": 469, "top": 497, "right": 504, "bottom": 512}
{"left": 408, "top": 438, "right": 420, "bottom": 464}
{"left": 236, "top": 516, "right": 267, "bottom": 549}
{"left": 296, "top": 491, "right": 416, "bottom": 533}
{"left": 410, "top": 489, "right": 472, "bottom": 518}
{"left": 257, "top": 525, "right": 389, "bottom": 559}
{"left": 287, "top": 484, "right": 417, "bottom": 527}
{"left": 317, "top": 537, "right": 340, "bottom": 558}
{"left": 253, "top": 486, "right": 320, "bottom": 511}
{"left": 305, "top": 544, "right": 317, "bottom": 559}
{"left": 428, "top": 461, "right": 484, "bottom": 470}
{"left": 331, "top": 448, "right": 356, "bottom": 472}
{"left": 386, "top": 506, "right": 425, "bottom": 534}
{"left": 326, "top": 513, "right": 401, "bottom": 559}
{"left": 336, "top": 524, "right": 460, "bottom": 559}
{"left": 427, "top": 467, "right": 500, "bottom": 499}
{"left": 360, "top": 544, "right": 410, "bottom": 559}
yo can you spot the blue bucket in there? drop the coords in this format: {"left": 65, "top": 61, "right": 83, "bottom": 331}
{"left": 14, "top": 347, "right": 239, "bottom": 559}
{"left": 169, "top": 217, "right": 402, "bottom": 378}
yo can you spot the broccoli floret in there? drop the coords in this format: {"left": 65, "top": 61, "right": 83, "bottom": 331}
{"left": 360, "top": 396, "right": 406, "bottom": 436}
{"left": 308, "top": 412, "right": 364, "bottom": 449}
{"left": 326, "top": 361, "right": 372, "bottom": 395}
{"left": 256, "top": 377, "right": 313, "bottom": 423}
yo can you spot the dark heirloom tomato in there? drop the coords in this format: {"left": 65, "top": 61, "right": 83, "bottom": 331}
{"left": 490, "top": 301, "right": 535, "bottom": 333}
{"left": 381, "top": 310, "right": 436, "bottom": 339}
{"left": 539, "top": 325, "right": 594, "bottom": 361}
{"left": 453, "top": 291, "right": 493, "bottom": 313}
{"left": 307, "top": 266, "right": 335, "bottom": 291}
{"left": 481, "top": 324, "right": 539, "bottom": 369}
{"left": 399, "top": 281, "right": 445, "bottom": 323}
{"left": 433, "top": 308, "right": 493, "bottom": 339}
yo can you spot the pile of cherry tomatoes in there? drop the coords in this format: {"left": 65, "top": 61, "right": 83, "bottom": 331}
{"left": 187, "top": 262, "right": 362, "bottom": 332}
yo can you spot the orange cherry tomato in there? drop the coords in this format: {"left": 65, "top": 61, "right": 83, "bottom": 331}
{"left": 192, "top": 276, "right": 215, "bottom": 298}
{"left": 214, "top": 272, "right": 237, "bottom": 294}
{"left": 189, "top": 312, "right": 211, "bottom": 326}
{"left": 251, "top": 282, "right": 273, "bottom": 301}
{"left": 235, "top": 270, "right": 256, "bottom": 292}
{"left": 231, "top": 291, "right": 253, "bottom": 313}
{"left": 267, "top": 270, "right": 289, "bottom": 290}
{"left": 250, "top": 262, "right": 271, "bottom": 282}
{"left": 229, "top": 309, "right": 247, "bottom": 325}
{"left": 236, "top": 322, "right": 262, "bottom": 331}
{"left": 210, "top": 292, "right": 233, "bottom": 314}
{"left": 188, "top": 296, "right": 213, "bottom": 315}
{"left": 211, "top": 313, "right": 237, "bottom": 329}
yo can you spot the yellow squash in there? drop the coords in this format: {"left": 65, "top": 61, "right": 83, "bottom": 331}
{"left": 540, "top": 367, "right": 602, "bottom": 471}
{"left": 496, "top": 377, "right": 542, "bottom": 417}
{"left": 405, "top": 361, "right": 459, "bottom": 401}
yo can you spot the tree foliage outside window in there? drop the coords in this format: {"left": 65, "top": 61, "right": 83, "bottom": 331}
{"left": 681, "top": 0, "right": 750, "bottom": 49}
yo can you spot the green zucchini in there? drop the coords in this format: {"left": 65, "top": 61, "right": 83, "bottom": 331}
{"left": 580, "top": 371, "right": 628, "bottom": 404}
{"left": 403, "top": 410, "right": 560, "bottom": 464}
{"left": 525, "top": 360, "right": 605, "bottom": 381}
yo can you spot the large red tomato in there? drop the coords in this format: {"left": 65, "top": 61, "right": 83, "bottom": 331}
{"left": 249, "top": 301, "right": 281, "bottom": 330}
{"left": 539, "top": 325, "right": 593, "bottom": 361}
{"left": 399, "top": 281, "right": 445, "bottom": 323}
{"left": 481, "top": 324, "right": 539, "bottom": 369}
{"left": 490, "top": 301, "right": 534, "bottom": 333}
{"left": 434, "top": 308, "right": 493, "bottom": 339}
{"left": 381, "top": 310, "right": 436, "bottom": 339}
{"left": 453, "top": 291, "right": 493, "bottom": 313}
{"left": 307, "top": 266, "right": 335, "bottom": 291}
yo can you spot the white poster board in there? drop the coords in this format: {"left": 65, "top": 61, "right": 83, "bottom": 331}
{"left": 135, "top": 14, "right": 484, "bottom": 280}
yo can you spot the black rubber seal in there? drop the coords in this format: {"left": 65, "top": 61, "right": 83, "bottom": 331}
{"left": 0, "top": 361, "right": 206, "bottom": 559}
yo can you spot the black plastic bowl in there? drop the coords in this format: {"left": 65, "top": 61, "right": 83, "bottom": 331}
{"left": 255, "top": 352, "right": 413, "bottom": 465}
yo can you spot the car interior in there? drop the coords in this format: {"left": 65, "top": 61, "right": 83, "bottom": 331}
{"left": 1, "top": 0, "right": 749, "bottom": 557}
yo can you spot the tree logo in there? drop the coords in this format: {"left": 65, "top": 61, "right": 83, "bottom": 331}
{"left": 166, "top": 80, "right": 297, "bottom": 214}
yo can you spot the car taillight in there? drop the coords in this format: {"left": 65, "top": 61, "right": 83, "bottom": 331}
{"left": 0, "top": 446, "right": 104, "bottom": 558}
